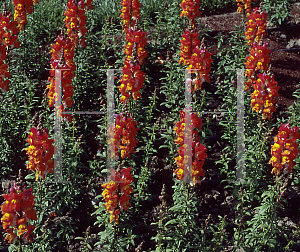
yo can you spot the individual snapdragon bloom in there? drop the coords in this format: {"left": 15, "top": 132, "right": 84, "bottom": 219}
{"left": 101, "top": 167, "right": 134, "bottom": 223}
{"left": 174, "top": 110, "right": 207, "bottom": 185}
{"left": 1, "top": 183, "right": 37, "bottom": 243}
{"left": 25, "top": 127, "right": 54, "bottom": 180}
{"left": 269, "top": 124, "right": 300, "bottom": 175}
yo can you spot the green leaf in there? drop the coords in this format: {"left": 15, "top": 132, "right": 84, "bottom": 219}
{"left": 25, "top": 173, "right": 35, "bottom": 180}
{"left": 75, "top": 237, "right": 85, "bottom": 240}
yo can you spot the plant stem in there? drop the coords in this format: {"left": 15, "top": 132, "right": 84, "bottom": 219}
{"left": 19, "top": 236, "right": 22, "bottom": 252}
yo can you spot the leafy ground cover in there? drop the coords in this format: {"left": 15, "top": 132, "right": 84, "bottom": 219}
{"left": 0, "top": 0, "right": 300, "bottom": 251}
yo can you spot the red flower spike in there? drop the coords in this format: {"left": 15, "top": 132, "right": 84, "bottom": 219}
{"left": 47, "top": 0, "right": 93, "bottom": 108}
{"left": 187, "top": 46, "right": 213, "bottom": 91}
{"left": 108, "top": 115, "right": 139, "bottom": 159}
{"left": 173, "top": 110, "right": 207, "bottom": 184}
{"left": 245, "top": 7, "right": 268, "bottom": 46}
{"left": 0, "top": 11, "right": 21, "bottom": 91}
{"left": 1, "top": 183, "right": 37, "bottom": 243}
{"left": 269, "top": 124, "right": 300, "bottom": 175}
{"left": 119, "top": 58, "right": 146, "bottom": 104}
{"left": 124, "top": 29, "right": 148, "bottom": 65}
{"left": 13, "top": 0, "right": 39, "bottom": 31}
{"left": 120, "top": 0, "right": 141, "bottom": 31}
{"left": 244, "top": 41, "right": 271, "bottom": 91}
{"left": 101, "top": 168, "right": 134, "bottom": 223}
{"left": 179, "top": 29, "right": 200, "bottom": 66}
{"left": 250, "top": 72, "right": 279, "bottom": 120}
{"left": 180, "top": 0, "right": 201, "bottom": 25}
{"left": 236, "top": 0, "right": 257, "bottom": 15}
{"left": 25, "top": 127, "right": 54, "bottom": 180}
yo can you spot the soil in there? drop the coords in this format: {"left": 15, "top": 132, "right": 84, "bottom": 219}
{"left": 1, "top": 2, "right": 300, "bottom": 252}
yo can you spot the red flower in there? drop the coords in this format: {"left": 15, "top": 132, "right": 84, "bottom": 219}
{"left": 120, "top": 0, "right": 141, "bottom": 31}
{"left": 245, "top": 8, "right": 268, "bottom": 46}
{"left": 13, "top": 0, "right": 39, "bottom": 31}
{"left": 124, "top": 28, "right": 147, "bottom": 65}
{"left": 245, "top": 42, "right": 271, "bottom": 91}
{"left": 251, "top": 72, "right": 279, "bottom": 120}
{"left": 174, "top": 110, "right": 207, "bottom": 184}
{"left": 108, "top": 114, "right": 139, "bottom": 159}
{"left": 101, "top": 168, "right": 134, "bottom": 223}
{"left": 179, "top": 29, "right": 200, "bottom": 66}
{"left": 47, "top": 36, "right": 75, "bottom": 109}
{"left": 1, "top": 183, "right": 37, "bottom": 243}
{"left": 187, "top": 46, "right": 213, "bottom": 91}
{"left": 180, "top": 0, "right": 201, "bottom": 25}
{"left": 119, "top": 58, "right": 146, "bottom": 104}
{"left": 236, "top": 0, "right": 257, "bottom": 15}
{"left": 269, "top": 124, "right": 300, "bottom": 175}
{"left": 25, "top": 127, "right": 54, "bottom": 180}
{"left": 0, "top": 11, "right": 20, "bottom": 91}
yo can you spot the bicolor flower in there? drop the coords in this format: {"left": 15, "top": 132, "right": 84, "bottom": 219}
{"left": 269, "top": 124, "right": 300, "bottom": 175}
{"left": 108, "top": 114, "right": 139, "bottom": 159}
{"left": 101, "top": 167, "right": 134, "bottom": 223}
{"left": 25, "top": 127, "right": 54, "bottom": 180}
{"left": 1, "top": 183, "right": 37, "bottom": 243}
{"left": 174, "top": 110, "right": 207, "bottom": 184}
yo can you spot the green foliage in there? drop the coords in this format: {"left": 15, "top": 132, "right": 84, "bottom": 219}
{"left": 261, "top": 0, "right": 296, "bottom": 27}
{"left": 0, "top": 0, "right": 299, "bottom": 251}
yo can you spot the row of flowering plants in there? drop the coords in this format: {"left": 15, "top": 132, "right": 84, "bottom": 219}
{"left": 0, "top": 0, "right": 300, "bottom": 251}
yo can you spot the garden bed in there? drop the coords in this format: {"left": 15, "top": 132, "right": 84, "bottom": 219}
{"left": 1, "top": 0, "right": 300, "bottom": 251}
